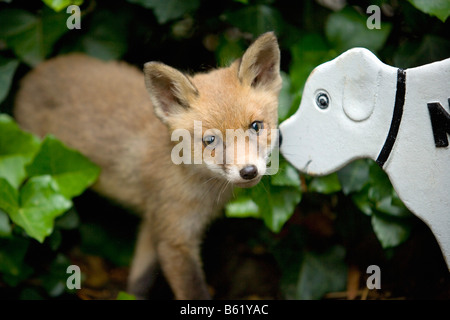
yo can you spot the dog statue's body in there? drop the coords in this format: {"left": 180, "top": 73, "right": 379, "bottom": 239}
{"left": 280, "top": 48, "right": 450, "bottom": 269}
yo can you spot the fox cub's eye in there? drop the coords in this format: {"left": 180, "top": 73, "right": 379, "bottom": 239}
{"left": 250, "top": 121, "right": 264, "bottom": 135}
{"left": 203, "top": 135, "right": 216, "bottom": 148}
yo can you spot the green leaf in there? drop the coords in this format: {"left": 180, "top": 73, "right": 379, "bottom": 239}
{"left": 225, "top": 196, "right": 260, "bottom": 218}
{"left": 375, "top": 190, "right": 412, "bottom": 219}
{"left": 55, "top": 207, "right": 80, "bottom": 230}
{"left": 0, "top": 237, "right": 33, "bottom": 286}
{"left": 0, "top": 209, "right": 12, "bottom": 237}
{"left": 8, "top": 175, "right": 72, "bottom": 243}
{"left": 325, "top": 7, "right": 392, "bottom": 54}
{"left": 371, "top": 213, "right": 411, "bottom": 248}
{"left": 0, "top": 8, "right": 69, "bottom": 66}
{"left": 393, "top": 35, "right": 450, "bottom": 69}
{"left": 277, "top": 72, "right": 294, "bottom": 122}
{"left": 226, "top": 178, "right": 301, "bottom": 233}
{"left": 127, "top": 0, "right": 200, "bottom": 24}
{"left": 42, "top": 0, "right": 84, "bottom": 12}
{"left": 0, "top": 57, "right": 19, "bottom": 104}
{"left": 252, "top": 179, "right": 301, "bottom": 233}
{"left": 367, "top": 162, "right": 392, "bottom": 203}
{"left": 27, "top": 135, "right": 100, "bottom": 199}
{"left": 351, "top": 186, "right": 373, "bottom": 216}
{"left": 0, "top": 9, "right": 37, "bottom": 39}
{"left": 262, "top": 186, "right": 301, "bottom": 233}
{"left": 214, "top": 33, "right": 246, "bottom": 67}
{"left": 224, "top": 4, "right": 284, "bottom": 37}
{"left": 270, "top": 158, "right": 300, "bottom": 188}
{"left": 117, "top": 291, "right": 136, "bottom": 300}
{"left": 337, "top": 159, "right": 370, "bottom": 195}
{"left": 80, "top": 222, "right": 134, "bottom": 266}
{"left": 0, "top": 114, "right": 41, "bottom": 188}
{"left": 407, "top": 0, "right": 450, "bottom": 22}
{"left": 61, "top": 10, "right": 128, "bottom": 61}
{"left": 40, "top": 254, "right": 72, "bottom": 297}
{"left": 308, "top": 173, "right": 341, "bottom": 194}
{"left": 0, "top": 177, "right": 19, "bottom": 217}
{"left": 19, "top": 288, "right": 45, "bottom": 300}
{"left": 289, "top": 33, "right": 334, "bottom": 93}
{"left": 295, "top": 245, "right": 347, "bottom": 300}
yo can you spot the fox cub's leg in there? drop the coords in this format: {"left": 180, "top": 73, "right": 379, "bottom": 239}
{"left": 156, "top": 236, "right": 210, "bottom": 300}
{"left": 127, "top": 217, "right": 159, "bottom": 299}
{"left": 127, "top": 210, "right": 211, "bottom": 300}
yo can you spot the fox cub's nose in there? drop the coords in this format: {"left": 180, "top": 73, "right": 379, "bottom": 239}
{"left": 240, "top": 165, "right": 258, "bottom": 180}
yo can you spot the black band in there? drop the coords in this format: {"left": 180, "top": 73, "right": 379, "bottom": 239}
{"left": 376, "top": 68, "right": 406, "bottom": 167}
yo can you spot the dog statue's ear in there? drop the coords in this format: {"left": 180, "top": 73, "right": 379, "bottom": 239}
{"left": 238, "top": 32, "right": 282, "bottom": 92}
{"left": 144, "top": 62, "right": 198, "bottom": 124}
{"left": 340, "top": 48, "right": 382, "bottom": 122}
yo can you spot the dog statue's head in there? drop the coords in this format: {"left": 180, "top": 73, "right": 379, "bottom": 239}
{"left": 280, "top": 48, "right": 397, "bottom": 175}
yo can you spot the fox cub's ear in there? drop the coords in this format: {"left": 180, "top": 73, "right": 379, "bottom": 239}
{"left": 144, "top": 62, "right": 198, "bottom": 124}
{"left": 238, "top": 32, "right": 281, "bottom": 92}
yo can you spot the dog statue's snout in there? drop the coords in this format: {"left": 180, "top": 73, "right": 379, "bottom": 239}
{"left": 240, "top": 165, "right": 258, "bottom": 180}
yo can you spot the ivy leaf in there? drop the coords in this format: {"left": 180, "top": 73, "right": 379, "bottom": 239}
{"left": 351, "top": 186, "right": 373, "bottom": 216}
{"left": 127, "top": 0, "right": 200, "bottom": 24}
{"left": 289, "top": 33, "right": 334, "bottom": 94}
{"left": 0, "top": 237, "right": 33, "bottom": 286}
{"left": 371, "top": 213, "right": 411, "bottom": 249}
{"left": 0, "top": 57, "right": 19, "bottom": 104}
{"left": 325, "top": 7, "right": 392, "bottom": 54}
{"left": 375, "top": 192, "right": 412, "bottom": 219}
{"left": 0, "top": 114, "right": 41, "bottom": 189}
{"left": 27, "top": 135, "right": 100, "bottom": 199}
{"left": 8, "top": 175, "right": 72, "bottom": 243}
{"left": 225, "top": 196, "right": 260, "bottom": 218}
{"left": 226, "top": 178, "right": 301, "bottom": 233}
{"left": 295, "top": 245, "right": 347, "bottom": 299}
{"left": 116, "top": 291, "right": 136, "bottom": 300}
{"left": 393, "top": 35, "right": 450, "bottom": 69}
{"left": 262, "top": 186, "right": 301, "bottom": 233}
{"left": 60, "top": 9, "right": 128, "bottom": 61}
{"left": 40, "top": 254, "right": 72, "bottom": 297}
{"left": 0, "top": 178, "right": 19, "bottom": 219}
{"left": 214, "top": 33, "right": 246, "bottom": 67}
{"left": 277, "top": 72, "right": 295, "bottom": 122}
{"left": 80, "top": 222, "right": 134, "bottom": 266}
{"left": 367, "top": 162, "right": 392, "bottom": 202}
{"left": 42, "top": 0, "right": 84, "bottom": 12}
{"left": 0, "top": 8, "right": 69, "bottom": 66}
{"left": 407, "top": 0, "right": 450, "bottom": 22}
{"left": 337, "top": 159, "right": 370, "bottom": 195}
{"left": 224, "top": 4, "right": 284, "bottom": 37}
{"left": 308, "top": 173, "right": 341, "bottom": 194}
{"left": 250, "top": 179, "right": 301, "bottom": 233}
{"left": 270, "top": 158, "right": 301, "bottom": 188}
{"left": 0, "top": 209, "right": 12, "bottom": 237}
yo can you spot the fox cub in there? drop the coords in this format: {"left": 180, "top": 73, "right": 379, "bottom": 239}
{"left": 14, "top": 32, "right": 282, "bottom": 299}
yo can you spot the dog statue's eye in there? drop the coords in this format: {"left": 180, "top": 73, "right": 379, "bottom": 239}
{"left": 250, "top": 121, "right": 264, "bottom": 134}
{"left": 203, "top": 135, "right": 216, "bottom": 147}
{"left": 316, "top": 92, "right": 329, "bottom": 109}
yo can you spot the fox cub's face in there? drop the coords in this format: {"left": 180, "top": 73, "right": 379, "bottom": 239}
{"left": 144, "top": 32, "right": 282, "bottom": 188}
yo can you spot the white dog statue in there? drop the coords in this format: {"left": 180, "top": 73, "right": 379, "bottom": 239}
{"left": 280, "top": 48, "right": 450, "bottom": 269}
